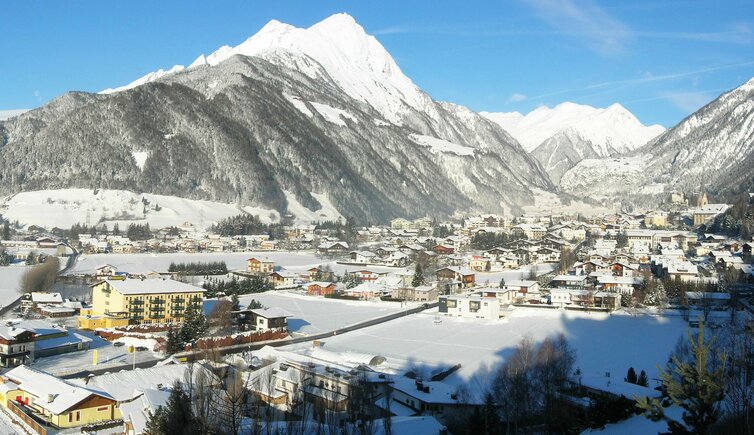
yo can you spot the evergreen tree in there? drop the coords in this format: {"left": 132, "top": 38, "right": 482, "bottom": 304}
{"left": 112, "top": 223, "right": 120, "bottom": 235}
{"left": 247, "top": 299, "right": 263, "bottom": 309}
{"left": 231, "top": 294, "right": 240, "bottom": 311}
{"left": 1, "top": 222, "right": 9, "bottom": 241}
{"left": 637, "top": 370, "right": 649, "bottom": 387}
{"left": 180, "top": 303, "right": 207, "bottom": 343}
{"left": 412, "top": 262, "right": 425, "bottom": 287}
{"left": 165, "top": 328, "right": 183, "bottom": 354}
{"left": 144, "top": 382, "right": 199, "bottom": 435}
{"left": 638, "top": 323, "right": 725, "bottom": 435}
{"left": 626, "top": 367, "right": 638, "bottom": 384}
{"left": 499, "top": 277, "right": 506, "bottom": 289}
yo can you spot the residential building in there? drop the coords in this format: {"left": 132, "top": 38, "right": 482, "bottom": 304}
{"left": 247, "top": 257, "right": 275, "bottom": 274}
{"left": 305, "top": 281, "right": 337, "bottom": 296}
{"left": 438, "top": 295, "right": 499, "bottom": 319}
{"left": 435, "top": 267, "right": 475, "bottom": 289}
{"left": 78, "top": 277, "right": 205, "bottom": 328}
{"left": 0, "top": 366, "right": 118, "bottom": 429}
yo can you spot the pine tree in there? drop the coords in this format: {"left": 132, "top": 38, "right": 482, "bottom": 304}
{"left": 180, "top": 303, "right": 207, "bottom": 343}
{"left": 1, "top": 222, "right": 9, "bottom": 241}
{"left": 626, "top": 367, "right": 638, "bottom": 384}
{"left": 412, "top": 262, "right": 425, "bottom": 287}
{"left": 144, "top": 382, "right": 199, "bottom": 435}
{"left": 499, "top": 277, "right": 506, "bottom": 289}
{"left": 165, "top": 328, "right": 183, "bottom": 354}
{"left": 638, "top": 322, "right": 725, "bottom": 435}
{"left": 231, "top": 294, "right": 240, "bottom": 311}
{"left": 637, "top": 370, "right": 649, "bottom": 387}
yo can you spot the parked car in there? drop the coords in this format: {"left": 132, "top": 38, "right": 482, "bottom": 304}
{"left": 135, "top": 346, "right": 148, "bottom": 352}
{"left": 113, "top": 341, "right": 125, "bottom": 347}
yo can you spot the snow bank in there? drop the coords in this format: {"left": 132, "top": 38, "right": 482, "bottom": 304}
{"left": 310, "top": 102, "right": 357, "bottom": 126}
{"left": 409, "top": 134, "right": 475, "bottom": 156}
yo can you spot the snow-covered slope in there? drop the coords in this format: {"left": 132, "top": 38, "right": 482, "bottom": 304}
{"left": 559, "top": 77, "right": 754, "bottom": 198}
{"left": 101, "top": 13, "right": 432, "bottom": 125}
{"left": 2, "top": 14, "right": 552, "bottom": 222}
{"left": 1, "top": 189, "right": 279, "bottom": 230}
{"left": 482, "top": 102, "right": 664, "bottom": 154}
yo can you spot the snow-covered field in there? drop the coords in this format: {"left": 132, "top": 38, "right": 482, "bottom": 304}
{"left": 1, "top": 189, "right": 280, "bottom": 230}
{"left": 288, "top": 308, "right": 687, "bottom": 394}
{"left": 0, "top": 265, "right": 32, "bottom": 306}
{"left": 230, "top": 291, "right": 411, "bottom": 335}
{"left": 31, "top": 327, "right": 160, "bottom": 376}
{"left": 69, "top": 251, "right": 406, "bottom": 277}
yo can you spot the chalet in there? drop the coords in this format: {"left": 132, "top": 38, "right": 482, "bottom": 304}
{"left": 269, "top": 270, "right": 299, "bottom": 288}
{"left": 502, "top": 280, "right": 540, "bottom": 298}
{"left": 385, "top": 251, "right": 410, "bottom": 267}
{"left": 95, "top": 264, "right": 118, "bottom": 279}
{"left": 375, "top": 246, "right": 398, "bottom": 257}
{"left": 435, "top": 267, "right": 475, "bottom": 288}
{"left": 478, "top": 288, "right": 518, "bottom": 309}
{"left": 317, "top": 241, "right": 349, "bottom": 255}
{"left": 305, "top": 282, "right": 336, "bottom": 296}
{"left": 0, "top": 324, "right": 35, "bottom": 367}
{"left": 0, "top": 366, "right": 118, "bottom": 429}
{"left": 597, "top": 276, "right": 642, "bottom": 294}
{"left": 247, "top": 257, "right": 275, "bottom": 275}
{"left": 248, "top": 308, "right": 289, "bottom": 332}
{"left": 549, "top": 274, "right": 588, "bottom": 290}
{"left": 305, "top": 267, "right": 336, "bottom": 282}
{"left": 395, "top": 285, "right": 438, "bottom": 302}
{"left": 432, "top": 244, "right": 454, "bottom": 255}
{"left": 349, "top": 250, "right": 377, "bottom": 264}
{"left": 345, "top": 282, "right": 390, "bottom": 300}
{"left": 388, "top": 376, "right": 471, "bottom": 421}
{"left": 349, "top": 269, "right": 387, "bottom": 282}
{"left": 511, "top": 224, "right": 546, "bottom": 240}
{"left": 532, "top": 247, "right": 560, "bottom": 263}
{"left": 260, "top": 240, "right": 278, "bottom": 250}
{"left": 468, "top": 256, "right": 491, "bottom": 272}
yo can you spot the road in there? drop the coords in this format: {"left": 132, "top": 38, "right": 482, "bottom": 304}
{"left": 57, "top": 301, "right": 437, "bottom": 378}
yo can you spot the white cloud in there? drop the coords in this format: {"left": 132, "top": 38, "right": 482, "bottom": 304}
{"left": 659, "top": 91, "right": 715, "bottom": 113}
{"left": 507, "top": 93, "right": 527, "bottom": 103}
{"left": 521, "top": 0, "right": 630, "bottom": 54}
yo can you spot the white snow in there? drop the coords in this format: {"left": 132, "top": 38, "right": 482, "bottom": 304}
{"left": 0, "top": 109, "right": 30, "bottom": 121}
{"left": 309, "top": 102, "right": 357, "bottom": 126}
{"left": 481, "top": 102, "right": 664, "bottom": 154}
{"left": 98, "top": 14, "right": 434, "bottom": 125}
{"left": 289, "top": 308, "right": 687, "bottom": 398}
{"left": 2, "top": 189, "right": 280, "bottom": 230}
{"left": 131, "top": 151, "right": 149, "bottom": 171}
{"left": 101, "top": 65, "right": 185, "bottom": 94}
{"left": 283, "top": 93, "right": 313, "bottom": 117}
{"left": 234, "top": 291, "right": 411, "bottom": 335}
{"left": 409, "top": 134, "right": 475, "bottom": 156}
{"left": 283, "top": 190, "right": 343, "bottom": 224}
{"left": 559, "top": 156, "right": 650, "bottom": 195}
{"left": 0, "top": 265, "right": 32, "bottom": 308}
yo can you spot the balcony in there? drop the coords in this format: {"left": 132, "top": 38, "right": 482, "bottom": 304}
{"left": 130, "top": 299, "right": 144, "bottom": 305}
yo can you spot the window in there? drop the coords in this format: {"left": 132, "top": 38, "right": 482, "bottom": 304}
{"left": 68, "top": 413, "right": 73, "bottom": 423}
{"left": 97, "top": 406, "right": 109, "bottom": 411}
{"left": 76, "top": 411, "right": 80, "bottom": 421}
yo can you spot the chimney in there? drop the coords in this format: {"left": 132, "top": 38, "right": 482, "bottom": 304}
{"left": 47, "top": 393, "right": 55, "bottom": 403}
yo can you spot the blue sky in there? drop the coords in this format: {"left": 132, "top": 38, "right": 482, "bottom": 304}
{"left": 1, "top": 0, "right": 753, "bottom": 127}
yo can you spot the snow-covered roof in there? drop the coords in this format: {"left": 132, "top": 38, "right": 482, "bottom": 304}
{"left": 31, "top": 292, "right": 63, "bottom": 304}
{"left": 250, "top": 307, "right": 291, "bottom": 319}
{"left": 5, "top": 366, "right": 112, "bottom": 415}
{"left": 96, "top": 277, "right": 205, "bottom": 295}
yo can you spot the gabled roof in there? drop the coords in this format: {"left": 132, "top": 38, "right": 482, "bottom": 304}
{"left": 6, "top": 366, "right": 112, "bottom": 415}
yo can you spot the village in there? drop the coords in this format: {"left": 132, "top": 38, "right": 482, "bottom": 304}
{"left": 0, "top": 189, "right": 750, "bottom": 434}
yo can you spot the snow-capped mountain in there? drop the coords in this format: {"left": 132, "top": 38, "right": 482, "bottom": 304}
{"left": 481, "top": 103, "right": 664, "bottom": 183}
{"left": 102, "top": 13, "right": 432, "bottom": 126}
{"left": 560, "top": 77, "right": 754, "bottom": 198}
{"left": 0, "top": 13, "right": 552, "bottom": 223}
{"left": 482, "top": 102, "right": 664, "bottom": 154}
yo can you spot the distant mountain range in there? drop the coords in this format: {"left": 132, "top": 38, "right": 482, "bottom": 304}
{"left": 482, "top": 103, "right": 665, "bottom": 184}
{"left": 560, "top": 77, "right": 754, "bottom": 200}
{"left": 0, "top": 13, "right": 751, "bottom": 224}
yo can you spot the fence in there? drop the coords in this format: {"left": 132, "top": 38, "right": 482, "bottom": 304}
{"left": 7, "top": 401, "right": 47, "bottom": 435}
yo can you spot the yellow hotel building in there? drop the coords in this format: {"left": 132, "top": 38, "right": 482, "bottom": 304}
{"left": 78, "top": 277, "right": 205, "bottom": 329}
